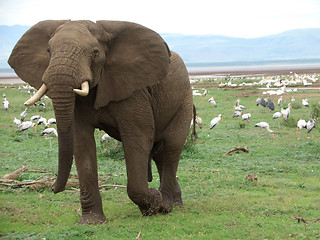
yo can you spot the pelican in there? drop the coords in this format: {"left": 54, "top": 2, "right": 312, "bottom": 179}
{"left": 302, "top": 99, "right": 309, "bottom": 107}
{"left": 195, "top": 115, "right": 203, "bottom": 129}
{"left": 296, "top": 119, "right": 307, "bottom": 134}
{"left": 20, "top": 108, "right": 28, "bottom": 121}
{"left": 3, "top": 98, "right": 9, "bottom": 110}
{"left": 11, "top": 117, "right": 21, "bottom": 125}
{"left": 210, "top": 114, "right": 222, "bottom": 131}
{"left": 277, "top": 96, "right": 282, "bottom": 106}
{"left": 307, "top": 118, "right": 316, "bottom": 133}
{"left": 255, "top": 122, "right": 274, "bottom": 138}
{"left": 208, "top": 97, "right": 217, "bottom": 107}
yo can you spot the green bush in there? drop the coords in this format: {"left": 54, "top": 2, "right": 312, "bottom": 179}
{"left": 291, "top": 102, "right": 302, "bottom": 109}
{"left": 282, "top": 116, "right": 297, "bottom": 128}
{"left": 310, "top": 104, "right": 320, "bottom": 119}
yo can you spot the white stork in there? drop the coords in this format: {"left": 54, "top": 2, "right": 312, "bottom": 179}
{"left": 3, "top": 98, "right": 9, "bottom": 110}
{"left": 20, "top": 108, "right": 28, "bottom": 121}
{"left": 296, "top": 119, "right": 307, "bottom": 134}
{"left": 273, "top": 111, "right": 282, "bottom": 128}
{"left": 255, "top": 122, "right": 275, "bottom": 139}
{"left": 208, "top": 97, "right": 217, "bottom": 107}
{"left": 195, "top": 115, "right": 203, "bottom": 129}
{"left": 302, "top": 99, "right": 309, "bottom": 107}
{"left": 11, "top": 118, "right": 21, "bottom": 126}
{"left": 307, "top": 118, "right": 316, "bottom": 133}
{"left": 277, "top": 96, "right": 282, "bottom": 106}
{"left": 18, "top": 121, "right": 36, "bottom": 139}
{"left": 210, "top": 114, "right": 222, "bottom": 131}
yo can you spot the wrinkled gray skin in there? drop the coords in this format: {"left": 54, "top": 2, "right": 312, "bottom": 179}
{"left": 8, "top": 20, "right": 193, "bottom": 224}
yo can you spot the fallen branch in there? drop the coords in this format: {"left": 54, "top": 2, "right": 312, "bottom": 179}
{"left": 0, "top": 177, "right": 56, "bottom": 187}
{"left": 99, "top": 184, "right": 127, "bottom": 189}
{"left": 3, "top": 165, "right": 30, "bottom": 180}
{"left": 136, "top": 230, "right": 142, "bottom": 240}
{"left": 292, "top": 216, "right": 320, "bottom": 224}
{"left": 224, "top": 146, "right": 249, "bottom": 155}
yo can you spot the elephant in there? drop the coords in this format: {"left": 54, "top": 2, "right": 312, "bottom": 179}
{"left": 8, "top": 20, "right": 193, "bottom": 224}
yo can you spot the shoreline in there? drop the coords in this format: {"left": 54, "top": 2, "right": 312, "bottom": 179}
{"left": 1, "top": 67, "right": 320, "bottom": 84}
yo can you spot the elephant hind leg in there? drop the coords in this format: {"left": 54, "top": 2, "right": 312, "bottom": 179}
{"left": 154, "top": 100, "right": 193, "bottom": 213}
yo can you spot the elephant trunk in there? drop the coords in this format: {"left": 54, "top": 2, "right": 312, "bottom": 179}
{"left": 51, "top": 87, "right": 75, "bottom": 193}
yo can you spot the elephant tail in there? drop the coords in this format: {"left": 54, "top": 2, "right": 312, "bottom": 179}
{"left": 192, "top": 104, "right": 197, "bottom": 139}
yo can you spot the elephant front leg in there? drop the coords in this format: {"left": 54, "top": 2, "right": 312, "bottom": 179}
{"left": 74, "top": 125, "right": 107, "bottom": 224}
{"left": 124, "top": 142, "right": 163, "bottom": 216}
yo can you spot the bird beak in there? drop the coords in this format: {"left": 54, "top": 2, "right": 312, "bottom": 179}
{"left": 271, "top": 132, "right": 275, "bottom": 139}
{"left": 221, "top": 117, "right": 223, "bottom": 123}
{"left": 34, "top": 125, "right": 37, "bottom": 133}
{"left": 296, "top": 127, "right": 299, "bottom": 135}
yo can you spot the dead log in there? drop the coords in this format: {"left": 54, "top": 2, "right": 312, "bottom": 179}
{"left": 224, "top": 146, "right": 249, "bottom": 155}
{"left": 3, "top": 165, "right": 30, "bottom": 180}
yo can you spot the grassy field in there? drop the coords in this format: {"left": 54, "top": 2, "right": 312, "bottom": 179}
{"left": 1, "top": 75, "right": 319, "bottom": 239}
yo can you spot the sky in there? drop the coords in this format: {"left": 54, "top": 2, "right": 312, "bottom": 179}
{"left": 1, "top": 0, "right": 320, "bottom": 38}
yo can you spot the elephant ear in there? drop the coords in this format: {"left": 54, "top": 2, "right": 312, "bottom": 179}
{"left": 8, "top": 20, "right": 70, "bottom": 90}
{"left": 95, "top": 20, "right": 171, "bottom": 109}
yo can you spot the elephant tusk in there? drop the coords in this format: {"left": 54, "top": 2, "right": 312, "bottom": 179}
{"left": 73, "top": 81, "right": 89, "bottom": 96}
{"left": 24, "top": 84, "right": 47, "bottom": 106}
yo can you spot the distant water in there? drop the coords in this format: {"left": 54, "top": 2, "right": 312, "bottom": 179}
{"left": 186, "top": 59, "right": 320, "bottom": 73}
{"left": 1, "top": 59, "right": 320, "bottom": 77}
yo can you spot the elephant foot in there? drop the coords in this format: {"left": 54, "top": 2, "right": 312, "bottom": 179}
{"left": 79, "top": 212, "right": 108, "bottom": 225}
{"left": 137, "top": 188, "right": 163, "bottom": 216}
{"left": 159, "top": 188, "right": 183, "bottom": 213}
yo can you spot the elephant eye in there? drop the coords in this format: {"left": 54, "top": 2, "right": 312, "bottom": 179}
{"left": 92, "top": 49, "right": 99, "bottom": 56}
{"left": 47, "top": 48, "right": 51, "bottom": 54}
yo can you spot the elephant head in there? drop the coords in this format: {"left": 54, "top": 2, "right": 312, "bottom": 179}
{"left": 8, "top": 20, "right": 171, "bottom": 193}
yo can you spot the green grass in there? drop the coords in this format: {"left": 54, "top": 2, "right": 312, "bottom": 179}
{"left": 1, "top": 78, "right": 320, "bottom": 239}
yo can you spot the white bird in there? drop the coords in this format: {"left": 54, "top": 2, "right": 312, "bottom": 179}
{"left": 307, "top": 118, "right": 316, "bottom": 133}
{"left": 232, "top": 111, "right": 242, "bottom": 118}
{"left": 273, "top": 112, "right": 282, "bottom": 128}
{"left": 291, "top": 97, "right": 296, "bottom": 103}
{"left": 208, "top": 97, "right": 217, "bottom": 107}
{"left": 11, "top": 117, "right": 21, "bottom": 125}
{"left": 277, "top": 96, "right": 282, "bottom": 106}
{"left": 296, "top": 119, "right": 307, "bottom": 134}
{"left": 30, "top": 115, "right": 41, "bottom": 121}
{"left": 256, "top": 97, "right": 261, "bottom": 106}
{"left": 18, "top": 121, "right": 35, "bottom": 132}
{"left": 302, "top": 99, "right": 309, "bottom": 107}
{"left": 234, "top": 106, "right": 243, "bottom": 111}
{"left": 235, "top": 98, "right": 240, "bottom": 106}
{"left": 3, "top": 98, "right": 9, "bottom": 110}
{"left": 20, "top": 108, "right": 28, "bottom": 121}
{"left": 242, "top": 113, "right": 251, "bottom": 121}
{"left": 18, "top": 121, "right": 36, "bottom": 139}
{"left": 273, "top": 112, "right": 282, "bottom": 119}
{"left": 47, "top": 118, "right": 56, "bottom": 127}
{"left": 41, "top": 128, "right": 58, "bottom": 137}
{"left": 281, "top": 103, "right": 291, "bottom": 120}
{"left": 210, "top": 114, "right": 222, "bottom": 131}
{"left": 101, "top": 133, "right": 110, "bottom": 141}
{"left": 255, "top": 122, "right": 275, "bottom": 139}
{"left": 37, "top": 117, "right": 47, "bottom": 126}
{"left": 195, "top": 115, "right": 203, "bottom": 129}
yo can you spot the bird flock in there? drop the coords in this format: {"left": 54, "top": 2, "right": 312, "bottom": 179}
{"left": 2, "top": 85, "right": 57, "bottom": 141}
{"left": 191, "top": 73, "right": 319, "bottom": 139}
